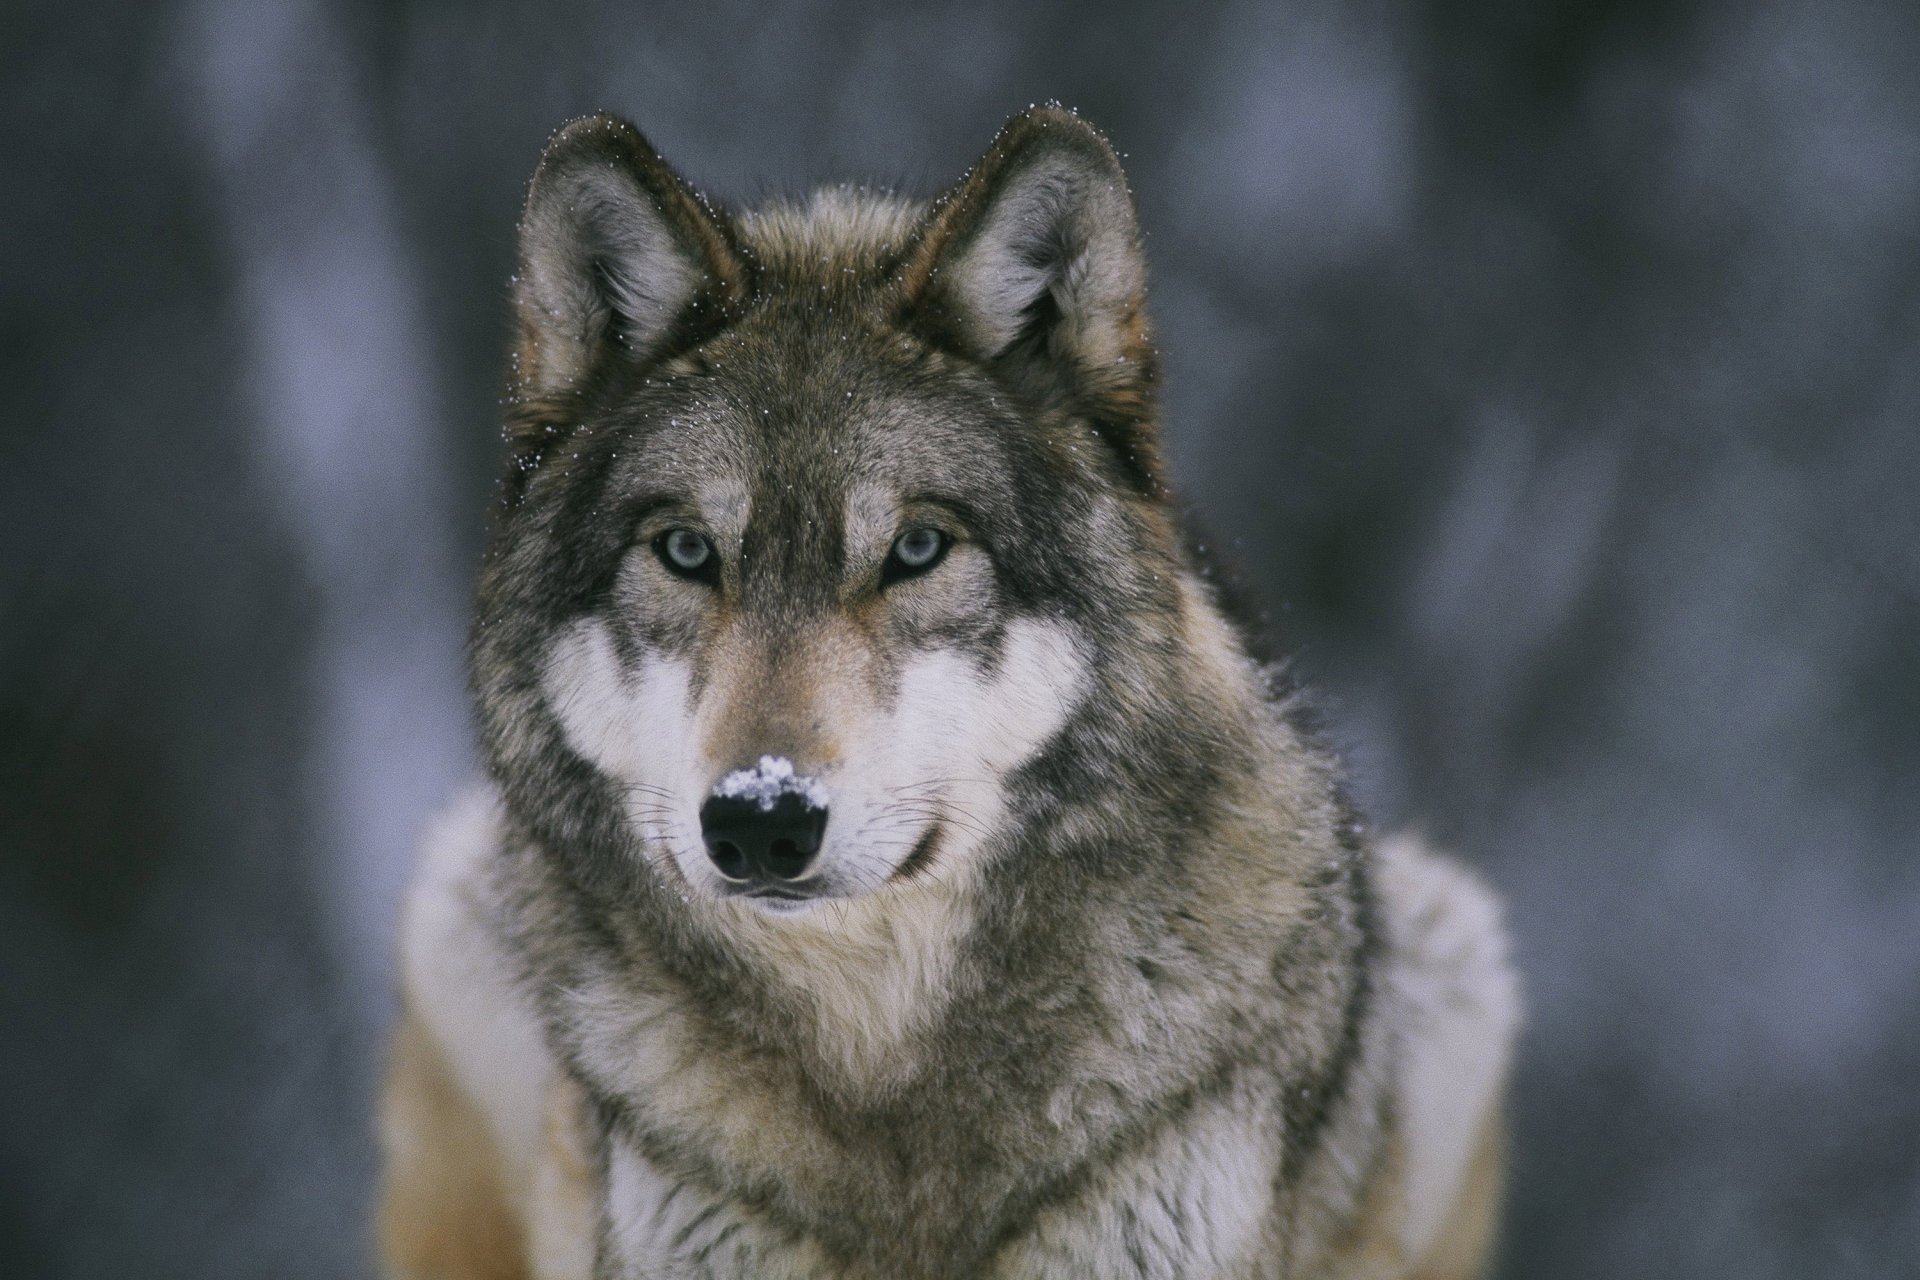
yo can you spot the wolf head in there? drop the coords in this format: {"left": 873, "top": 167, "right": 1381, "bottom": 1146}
{"left": 475, "top": 108, "right": 1259, "bottom": 931}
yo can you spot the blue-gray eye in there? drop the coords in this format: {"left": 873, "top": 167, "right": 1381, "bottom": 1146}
{"left": 882, "top": 527, "right": 949, "bottom": 584}
{"left": 657, "top": 528, "right": 717, "bottom": 581}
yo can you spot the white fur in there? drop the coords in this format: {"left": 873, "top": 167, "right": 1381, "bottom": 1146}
{"left": 401, "top": 786, "right": 596, "bottom": 1280}
{"left": 400, "top": 787, "right": 554, "bottom": 1207}
{"left": 543, "top": 620, "right": 709, "bottom": 889}
{"left": 602, "top": 1141, "right": 840, "bottom": 1280}
{"left": 860, "top": 617, "right": 1088, "bottom": 874}
{"left": 990, "top": 1081, "right": 1280, "bottom": 1277}
{"left": 1375, "top": 834, "right": 1522, "bottom": 1261}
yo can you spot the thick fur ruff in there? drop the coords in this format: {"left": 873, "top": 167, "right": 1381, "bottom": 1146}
{"left": 383, "top": 796, "right": 1516, "bottom": 1279}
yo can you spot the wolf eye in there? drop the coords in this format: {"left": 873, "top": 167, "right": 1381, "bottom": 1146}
{"left": 882, "top": 527, "right": 949, "bottom": 584}
{"left": 656, "top": 528, "right": 717, "bottom": 582}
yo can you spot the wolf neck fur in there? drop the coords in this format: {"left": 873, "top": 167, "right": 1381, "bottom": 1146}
{"left": 499, "top": 660, "right": 1373, "bottom": 1278}
{"left": 554, "top": 757, "right": 1327, "bottom": 1098}
{"left": 702, "top": 861, "right": 985, "bottom": 1086}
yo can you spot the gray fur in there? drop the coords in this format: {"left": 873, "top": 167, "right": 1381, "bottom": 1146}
{"left": 397, "top": 105, "right": 1518, "bottom": 1280}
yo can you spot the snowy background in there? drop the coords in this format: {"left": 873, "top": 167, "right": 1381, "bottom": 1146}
{"left": 5, "top": 2, "right": 1918, "bottom": 1275}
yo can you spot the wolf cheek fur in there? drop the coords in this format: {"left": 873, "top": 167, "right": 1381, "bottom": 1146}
{"left": 378, "top": 106, "right": 1521, "bottom": 1280}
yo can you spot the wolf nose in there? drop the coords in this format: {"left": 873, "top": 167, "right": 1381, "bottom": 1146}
{"left": 699, "top": 792, "right": 828, "bottom": 883}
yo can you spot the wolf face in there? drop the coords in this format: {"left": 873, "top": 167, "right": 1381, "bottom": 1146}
{"left": 474, "top": 111, "right": 1187, "bottom": 931}
{"left": 530, "top": 343, "right": 1098, "bottom": 913}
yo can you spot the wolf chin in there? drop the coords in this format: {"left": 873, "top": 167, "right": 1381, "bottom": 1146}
{"left": 378, "top": 106, "right": 1520, "bottom": 1280}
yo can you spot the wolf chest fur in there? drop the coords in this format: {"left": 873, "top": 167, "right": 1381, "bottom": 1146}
{"left": 378, "top": 106, "right": 1520, "bottom": 1280}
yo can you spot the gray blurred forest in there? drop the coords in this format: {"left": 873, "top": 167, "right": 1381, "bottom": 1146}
{"left": 3, "top": 1, "right": 1917, "bottom": 1276}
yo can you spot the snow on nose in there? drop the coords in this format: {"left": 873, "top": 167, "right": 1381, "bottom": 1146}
{"left": 710, "top": 755, "right": 831, "bottom": 812}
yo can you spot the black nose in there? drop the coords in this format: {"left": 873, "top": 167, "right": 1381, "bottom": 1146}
{"left": 699, "top": 792, "right": 828, "bottom": 883}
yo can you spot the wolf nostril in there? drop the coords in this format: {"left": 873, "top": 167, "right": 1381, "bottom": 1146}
{"left": 765, "top": 837, "right": 809, "bottom": 880}
{"left": 709, "top": 840, "right": 748, "bottom": 882}
{"left": 699, "top": 791, "right": 828, "bottom": 884}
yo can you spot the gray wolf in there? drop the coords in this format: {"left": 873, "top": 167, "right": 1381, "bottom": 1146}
{"left": 377, "top": 105, "right": 1520, "bottom": 1280}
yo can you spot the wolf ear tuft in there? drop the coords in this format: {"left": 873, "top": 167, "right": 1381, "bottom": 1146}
{"left": 901, "top": 106, "right": 1161, "bottom": 492}
{"left": 510, "top": 114, "right": 749, "bottom": 403}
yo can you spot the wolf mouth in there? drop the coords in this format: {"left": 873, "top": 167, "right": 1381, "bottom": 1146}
{"left": 717, "top": 819, "right": 945, "bottom": 908}
{"left": 736, "top": 888, "right": 818, "bottom": 912}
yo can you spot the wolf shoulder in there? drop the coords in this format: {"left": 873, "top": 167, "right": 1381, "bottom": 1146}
{"left": 1372, "top": 833, "right": 1522, "bottom": 1275}
{"left": 992, "top": 833, "right": 1521, "bottom": 1280}
{"left": 379, "top": 786, "right": 594, "bottom": 1280}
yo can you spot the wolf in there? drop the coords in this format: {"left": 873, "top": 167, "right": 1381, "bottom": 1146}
{"left": 377, "top": 106, "right": 1520, "bottom": 1280}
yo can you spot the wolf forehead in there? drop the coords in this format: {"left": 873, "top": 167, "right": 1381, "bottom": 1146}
{"left": 521, "top": 204, "right": 1032, "bottom": 539}
{"left": 735, "top": 186, "right": 926, "bottom": 290}
{"left": 593, "top": 337, "right": 1026, "bottom": 499}
{"left": 565, "top": 202, "right": 1045, "bottom": 476}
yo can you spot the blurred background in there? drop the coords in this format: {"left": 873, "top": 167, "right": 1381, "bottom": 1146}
{"left": 4, "top": 1, "right": 1917, "bottom": 1275}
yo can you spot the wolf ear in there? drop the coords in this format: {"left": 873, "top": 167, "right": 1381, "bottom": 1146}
{"left": 900, "top": 106, "right": 1160, "bottom": 492}
{"left": 510, "top": 114, "right": 750, "bottom": 402}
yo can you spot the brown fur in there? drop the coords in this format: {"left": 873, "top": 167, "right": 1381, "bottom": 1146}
{"left": 1408, "top": 1109, "right": 1508, "bottom": 1280}
{"left": 379, "top": 1007, "right": 529, "bottom": 1280}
